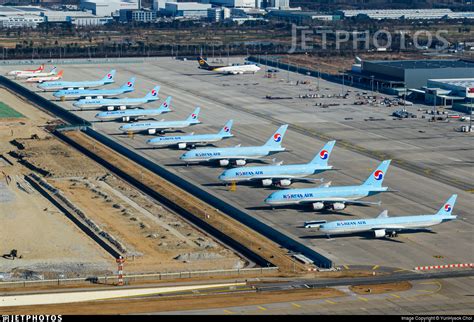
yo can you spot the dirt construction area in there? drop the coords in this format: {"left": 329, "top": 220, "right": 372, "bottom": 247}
{"left": 0, "top": 87, "right": 245, "bottom": 280}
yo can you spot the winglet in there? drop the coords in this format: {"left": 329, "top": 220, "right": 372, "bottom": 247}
{"left": 377, "top": 210, "right": 389, "bottom": 219}
{"left": 263, "top": 124, "right": 288, "bottom": 147}
{"left": 218, "top": 119, "right": 233, "bottom": 137}
{"left": 436, "top": 194, "right": 457, "bottom": 216}
{"left": 309, "top": 140, "right": 336, "bottom": 166}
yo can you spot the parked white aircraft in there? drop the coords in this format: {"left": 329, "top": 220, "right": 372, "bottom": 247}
{"left": 26, "top": 70, "right": 64, "bottom": 83}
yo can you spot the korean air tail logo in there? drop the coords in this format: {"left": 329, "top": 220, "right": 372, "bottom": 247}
{"left": 223, "top": 126, "right": 230, "bottom": 133}
{"left": 444, "top": 204, "right": 452, "bottom": 212}
{"left": 319, "top": 149, "right": 329, "bottom": 160}
{"left": 191, "top": 113, "right": 197, "bottom": 119}
{"left": 151, "top": 89, "right": 157, "bottom": 97}
{"left": 107, "top": 73, "right": 113, "bottom": 80}
{"left": 163, "top": 101, "right": 168, "bottom": 107}
{"left": 273, "top": 133, "right": 282, "bottom": 143}
{"left": 127, "top": 81, "right": 133, "bottom": 87}
{"left": 374, "top": 170, "right": 384, "bottom": 181}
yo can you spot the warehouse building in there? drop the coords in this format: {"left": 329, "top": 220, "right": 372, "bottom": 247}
{"left": 348, "top": 59, "right": 474, "bottom": 93}
{"left": 164, "top": 2, "right": 211, "bottom": 18}
{"left": 80, "top": 0, "right": 139, "bottom": 16}
{"left": 336, "top": 8, "right": 474, "bottom": 20}
{"left": 422, "top": 78, "right": 474, "bottom": 111}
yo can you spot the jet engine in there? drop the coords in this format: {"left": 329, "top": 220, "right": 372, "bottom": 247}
{"left": 332, "top": 203, "right": 346, "bottom": 210}
{"left": 148, "top": 128, "right": 156, "bottom": 135}
{"left": 107, "top": 106, "right": 114, "bottom": 111}
{"left": 262, "top": 179, "right": 273, "bottom": 186}
{"left": 312, "top": 202, "right": 325, "bottom": 210}
{"left": 374, "top": 229, "right": 386, "bottom": 238}
{"left": 178, "top": 143, "right": 187, "bottom": 149}
{"left": 78, "top": 87, "right": 85, "bottom": 90}
{"left": 279, "top": 179, "right": 292, "bottom": 187}
{"left": 119, "top": 106, "right": 127, "bottom": 110}
{"left": 97, "top": 96, "right": 103, "bottom": 99}
{"left": 219, "top": 159, "right": 230, "bottom": 166}
{"left": 122, "top": 116, "right": 130, "bottom": 122}
{"left": 85, "top": 96, "right": 92, "bottom": 100}
{"left": 235, "top": 159, "right": 246, "bottom": 166}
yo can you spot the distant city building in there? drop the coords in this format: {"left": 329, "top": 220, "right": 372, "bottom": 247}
{"left": 164, "top": 2, "right": 211, "bottom": 18}
{"left": 41, "top": 10, "right": 96, "bottom": 23}
{"left": 80, "top": 0, "right": 139, "bottom": 16}
{"left": 69, "top": 15, "right": 114, "bottom": 25}
{"left": 119, "top": 9, "right": 156, "bottom": 22}
{"left": 267, "top": 0, "right": 288, "bottom": 9}
{"left": 267, "top": 9, "right": 336, "bottom": 23}
{"left": 336, "top": 8, "right": 474, "bottom": 20}
{"left": 208, "top": 0, "right": 256, "bottom": 8}
{"left": 0, "top": 14, "right": 45, "bottom": 28}
{"left": 207, "top": 6, "right": 230, "bottom": 22}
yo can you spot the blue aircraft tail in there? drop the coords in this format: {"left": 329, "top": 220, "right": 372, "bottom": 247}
{"left": 144, "top": 86, "right": 160, "bottom": 101}
{"left": 186, "top": 107, "right": 200, "bottom": 123}
{"left": 218, "top": 119, "right": 233, "bottom": 137}
{"left": 101, "top": 70, "right": 116, "bottom": 83}
{"left": 50, "top": 67, "right": 57, "bottom": 74}
{"left": 436, "top": 194, "right": 457, "bottom": 216}
{"left": 263, "top": 124, "right": 288, "bottom": 147}
{"left": 158, "top": 96, "right": 172, "bottom": 112}
{"left": 309, "top": 140, "right": 336, "bottom": 166}
{"left": 362, "top": 160, "right": 391, "bottom": 187}
{"left": 120, "top": 77, "right": 135, "bottom": 91}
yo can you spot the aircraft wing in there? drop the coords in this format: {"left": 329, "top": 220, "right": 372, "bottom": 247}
{"left": 370, "top": 225, "right": 405, "bottom": 230}
{"left": 297, "top": 198, "right": 381, "bottom": 206}
{"left": 206, "top": 155, "right": 266, "bottom": 161}
{"left": 245, "top": 176, "right": 323, "bottom": 183}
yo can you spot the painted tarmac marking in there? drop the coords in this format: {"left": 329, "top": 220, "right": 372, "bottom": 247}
{"left": 325, "top": 300, "right": 336, "bottom": 305}
{"left": 291, "top": 303, "right": 302, "bottom": 308}
{"left": 223, "top": 310, "right": 234, "bottom": 314}
{"left": 257, "top": 306, "right": 267, "bottom": 311}
{"left": 372, "top": 265, "right": 379, "bottom": 270}
{"left": 358, "top": 297, "right": 369, "bottom": 302}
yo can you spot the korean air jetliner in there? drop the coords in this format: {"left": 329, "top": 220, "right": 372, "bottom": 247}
{"left": 95, "top": 96, "right": 171, "bottom": 122}
{"left": 38, "top": 70, "right": 116, "bottom": 91}
{"left": 218, "top": 140, "right": 336, "bottom": 187}
{"left": 53, "top": 77, "right": 135, "bottom": 101}
{"left": 264, "top": 160, "right": 391, "bottom": 211}
{"left": 7, "top": 64, "right": 44, "bottom": 76}
{"left": 179, "top": 124, "right": 288, "bottom": 167}
{"left": 73, "top": 85, "right": 159, "bottom": 110}
{"left": 313, "top": 195, "right": 458, "bottom": 238}
{"left": 16, "top": 66, "right": 57, "bottom": 79}
{"left": 119, "top": 107, "right": 200, "bottom": 135}
{"left": 147, "top": 120, "right": 233, "bottom": 149}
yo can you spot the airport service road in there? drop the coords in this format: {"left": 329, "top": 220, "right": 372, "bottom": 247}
{"left": 2, "top": 58, "right": 472, "bottom": 270}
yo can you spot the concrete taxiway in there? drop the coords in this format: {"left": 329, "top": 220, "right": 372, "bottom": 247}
{"left": 1, "top": 57, "right": 472, "bottom": 270}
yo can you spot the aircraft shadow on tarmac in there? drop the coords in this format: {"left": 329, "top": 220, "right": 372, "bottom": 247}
{"left": 165, "top": 159, "right": 269, "bottom": 168}
{"left": 300, "top": 229, "right": 437, "bottom": 243}
{"left": 137, "top": 143, "right": 219, "bottom": 151}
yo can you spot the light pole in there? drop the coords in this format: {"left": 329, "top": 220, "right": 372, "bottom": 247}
{"left": 286, "top": 54, "right": 290, "bottom": 83}
{"left": 317, "top": 69, "right": 320, "bottom": 91}
{"left": 470, "top": 97, "right": 473, "bottom": 131}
